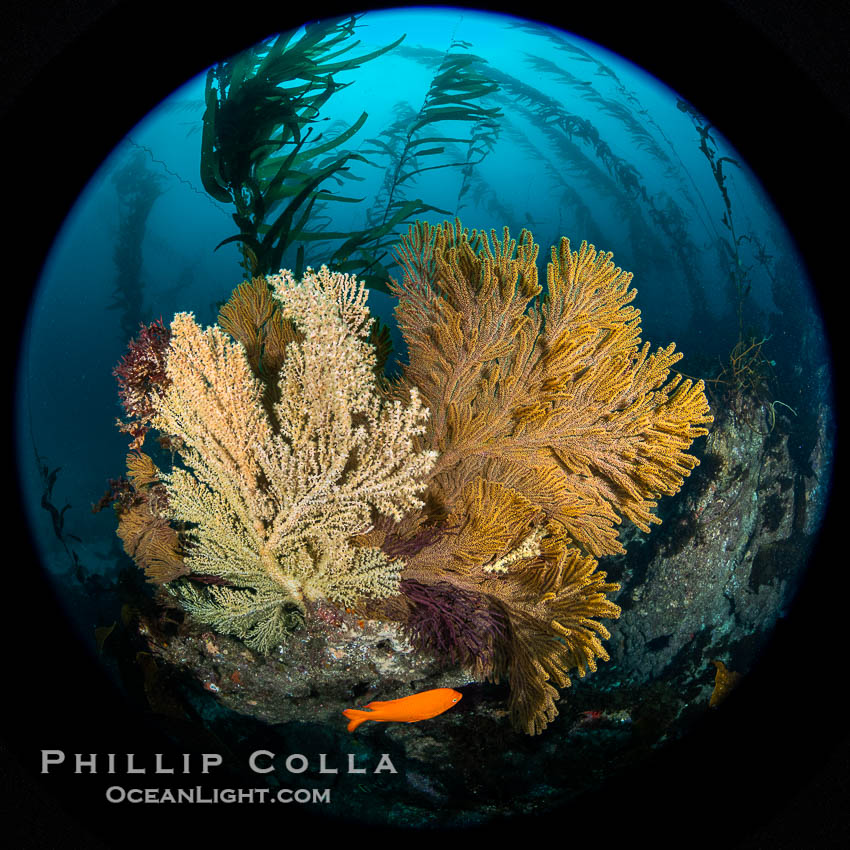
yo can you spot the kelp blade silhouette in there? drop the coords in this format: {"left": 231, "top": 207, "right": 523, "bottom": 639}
{"left": 339, "top": 41, "right": 502, "bottom": 290}
{"left": 201, "top": 16, "right": 403, "bottom": 277}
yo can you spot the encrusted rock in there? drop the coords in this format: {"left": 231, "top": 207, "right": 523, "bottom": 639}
{"left": 599, "top": 394, "right": 833, "bottom": 694}
{"left": 140, "top": 596, "right": 474, "bottom": 727}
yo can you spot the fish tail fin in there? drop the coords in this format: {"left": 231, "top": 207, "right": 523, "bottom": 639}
{"left": 343, "top": 709, "right": 372, "bottom": 732}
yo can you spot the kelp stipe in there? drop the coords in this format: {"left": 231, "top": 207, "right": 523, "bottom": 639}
{"left": 677, "top": 101, "right": 792, "bottom": 431}
{"left": 110, "top": 149, "right": 166, "bottom": 340}
{"left": 397, "top": 41, "right": 709, "bottom": 326}
{"left": 334, "top": 40, "right": 503, "bottom": 290}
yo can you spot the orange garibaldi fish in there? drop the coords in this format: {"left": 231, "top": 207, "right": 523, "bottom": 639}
{"left": 343, "top": 688, "right": 463, "bottom": 731}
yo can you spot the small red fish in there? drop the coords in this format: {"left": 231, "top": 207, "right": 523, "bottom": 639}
{"left": 343, "top": 687, "right": 463, "bottom": 731}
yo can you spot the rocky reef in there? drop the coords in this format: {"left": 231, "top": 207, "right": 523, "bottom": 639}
{"left": 101, "top": 221, "right": 833, "bottom": 826}
{"left": 120, "top": 381, "right": 830, "bottom": 826}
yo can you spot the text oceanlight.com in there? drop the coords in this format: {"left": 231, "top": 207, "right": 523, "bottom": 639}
{"left": 105, "top": 787, "right": 331, "bottom": 804}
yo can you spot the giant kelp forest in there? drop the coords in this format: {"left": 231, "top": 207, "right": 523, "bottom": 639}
{"left": 191, "top": 15, "right": 817, "bottom": 394}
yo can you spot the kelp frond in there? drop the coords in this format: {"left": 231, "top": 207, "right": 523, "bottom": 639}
{"left": 336, "top": 41, "right": 502, "bottom": 289}
{"left": 201, "top": 16, "right": 403, "bottom": 276}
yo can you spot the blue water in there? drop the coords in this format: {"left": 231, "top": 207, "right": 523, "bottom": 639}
{"left": 15, "top": 7, "right": 826, "bottom": 629}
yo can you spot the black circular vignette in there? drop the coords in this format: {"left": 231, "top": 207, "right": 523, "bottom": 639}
{"left": 2, "top": 1, "right": 847, "bottom": 847}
